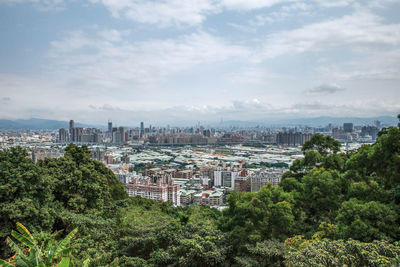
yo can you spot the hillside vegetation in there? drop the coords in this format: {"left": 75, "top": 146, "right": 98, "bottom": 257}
{"left": 1, "top": 117, "right": 400, "bottom": 266}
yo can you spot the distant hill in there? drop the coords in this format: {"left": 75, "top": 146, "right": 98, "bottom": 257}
{"left": 0, "top": 115, "right": 398, "bottom": 130}
{"left": 0, "top": 118, "right": 100, "bottom": 130}
{"left": 269, "top": 116, "right": 399, "bottom": 127}
{"left": 208, "top": 116, "right": 399, "bottom": 128}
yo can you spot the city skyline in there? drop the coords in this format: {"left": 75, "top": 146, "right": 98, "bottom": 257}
{"left": 1, "top": 0, "right": 400, "bottom": 125}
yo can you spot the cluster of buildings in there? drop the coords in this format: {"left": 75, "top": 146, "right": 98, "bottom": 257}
{"left": 2, "top": 118, "right": 392, "bottom": 208}
{"left": 59, "top": 120, "right": 102, "bottom": 143}
{"left": 329, "top": 122, "right": 380, "bottom": 142}
{"left": 110, "top": 162, "right": 288, "bottom": 207}
{"left": 56, "top": 119, "right": 384, "bottom": 148}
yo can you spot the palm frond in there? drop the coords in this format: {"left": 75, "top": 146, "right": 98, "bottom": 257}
{"left": 0, "top": 259, "right": 14, "bottom": 267}
{"left": 54, "top": 228, "right": 78, "bottom": 257}
{"left": 57, "top": 257, "right": 70, "bottom": 267}
{"left": 82, "top": 258, "right": 90, "bottom": 267}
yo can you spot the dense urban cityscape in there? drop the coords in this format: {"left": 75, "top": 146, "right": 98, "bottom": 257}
{"left": 0, "top": 118, "right": 387, "bottom": 208}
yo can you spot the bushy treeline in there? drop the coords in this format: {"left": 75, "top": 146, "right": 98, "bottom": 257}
{"left": 1, "top": 116, "right": 400, "bottom": 266}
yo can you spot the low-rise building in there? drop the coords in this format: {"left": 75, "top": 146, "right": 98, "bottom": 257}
{"left": 250, "top": 168, "right": 287, "bottom": 192}
{"left": 193, "top": 189, "right": 224, "bottom": 206}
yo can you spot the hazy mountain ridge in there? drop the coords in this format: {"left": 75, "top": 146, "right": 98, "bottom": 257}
{"left": 0, "top": 118, "right": 99, "bottom": 130}
{"left": 0, "top": 116, "right": 397, "bottom": 130}
{"left": 208, "top": 116, "right": 398, "bottom": 128}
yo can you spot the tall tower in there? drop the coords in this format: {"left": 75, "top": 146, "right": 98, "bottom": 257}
{"left": 108, "top": 120, "right": 112, "bottom": 132}
{"left": 69, "top": 120, "right": 75, "bottom": 142}
{"left": 119, "top": 126, "right": 125, "bottom": 143}
{"left": 140, "top": 122, "right": 144, "bottom": 138}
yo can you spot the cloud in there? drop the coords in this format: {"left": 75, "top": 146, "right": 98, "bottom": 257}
{"left": 86, "top": 0, "right": 297, "bottom": 27}
{"left": 227, "top": 67, "right": 285, "bottom": 84}
{"left": 2, "top": 97, "right": 11, "bottom": 101}
{"left": 220, "top": 0, "right": 294, "bottom": 11}
{"left": 249, "top": 2, "right": 312, "bottom": 26}
{"left": 261, "top": 9, "right": 400, "bottom": 58}
{"left": 46, "top": 29, "right": 250, "bottom": 90}
{"left": 316, "top": 48, "right": 400, "bottom": 81}
{"left": 88, "top": 0, "right": 218, "bottom": 27}
{"left": 308, "top": 84, "right": 346, "bottom": 94}
{"left": 314, "top": 0, "right": 355, "bottom": 8}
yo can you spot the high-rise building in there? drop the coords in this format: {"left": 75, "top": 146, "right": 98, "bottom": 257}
{"left": 361, "top": 126, "right": 379, "bottom": 141}
{"left": 214, "top": 167, "right": 240, "bottom": 188}
{"left": 276, "top": 132, "right": 312, "bottom": 146}
{"left": 58, "top": 128, "right": 69, "bottom": 143}
{"left": 343, "top": 123, "right": 353, "bottom": 133}
{"left": 108, "top": 120, "right": 112, "bottom": 132}
{"left": 119, "top": 126, "right": 125, "bottom": 143}
{"left": 140, "top": 122, "right": 144, "bottom": 138}
{"left": 69, "top": 120, "right": 75, "bottom": 141}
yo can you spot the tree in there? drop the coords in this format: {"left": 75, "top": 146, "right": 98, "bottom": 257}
{"left": 335, "top": 198, "right": 399, "bottom": 242}
{"left": 0, "top": 148, "right": 56, "bottom": 258}
{"left": 235, "top": 239, "right": 285, "bottom": 267}
{"left": 39, "top": 144, "right": 127, "bottom": 213}
{"left": 285, "top": 239, "right": 400, "bottom": 266}
{"left": 300, "top": 169, "right": 344, "bottom": 224}
{"left": 220, "top": 185, "right": 295, "bottom": 256}
{"left": 370, "top": 126, "right": 400, "bottom": 189}
{"left": 302, "top": 134, "right": 341, "bottom": 156}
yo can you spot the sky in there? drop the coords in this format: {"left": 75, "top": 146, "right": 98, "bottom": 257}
{"left": 0, "top": 0, "right": 400, "bottom": 126}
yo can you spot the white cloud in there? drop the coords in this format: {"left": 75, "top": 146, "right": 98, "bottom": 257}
{"left": 261, "top": 9, "right": 400, "bottom": 58}
{"left": 46, "top": 29, "right": 250, "bottom": 93}
{"left": 86, "top": 0, "right": 299, "bottom": 27}
{"left": 316, "top": 49, "right": 400, "bottom": 80}
{"left": 314, "top": 0, "right": 355, "bottom": 8}
{"left": 220, "top": 0, "right": 294, "bottom": 11}
{"left": 88, "top": 0, "right": 218, "bottom": 27}
{"left": 227, "top": 67, "right": 285, "bottom": 84}
{"left": 249, "top": 2, "right": 312, "bottom": 26}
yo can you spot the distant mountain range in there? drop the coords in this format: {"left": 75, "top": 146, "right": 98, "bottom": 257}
{"left": 208, "top": 116, "right": 399, "bottom": 128}
{"left": 0, "top": 116, "right": 398, "bottom": 130}
{"left": 0, "top": 118, "right": 100, "bottom": 130}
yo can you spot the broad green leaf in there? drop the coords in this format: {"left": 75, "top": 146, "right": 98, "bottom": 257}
{"left": 0, "top": 259, "right": 14, "bottom": 267}
{"left": 57, "top": 257, "right": 70, "bottom": 267}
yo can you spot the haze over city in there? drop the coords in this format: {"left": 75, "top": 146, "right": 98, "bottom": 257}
{"left": 1, "top": 0, "right": 400, "bottom": 125}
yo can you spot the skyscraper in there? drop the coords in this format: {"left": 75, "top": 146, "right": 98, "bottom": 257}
{"left": 119, "top": 126, "right": 125, "bottom": 143}
{"left": 140, "top": 122, "right": 144, "bottom": 138}
{"left": 343, "top": 123, "right": 353, "bottom": 133}
{"left": 108, "top": 120, "right": 112, "bottom": 132}
{"left": 69, "top": 120, "right": 75, "bottom": 141}
{"left": 58, "top": 128, "right": 69, "bottom": 143}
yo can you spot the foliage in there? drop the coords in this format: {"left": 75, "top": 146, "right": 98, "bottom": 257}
{"left": 234, "top": 240, "right": 285, "bottom": 267}
{"left": 219, "top": 185, "right": 295, "bottom": 258}
{"left": 0, "top": 147, "right": 56, "bottom": 258}
{"left": 285, "top": 239, "right": 400, "bottom": 266}
{"left": 0, "top": 222, "right": 81, "bottom": 267}
{"left": 39, "top": 144, "right": 127, "bottom": 214}
{"left": 335, "top": 198, "right": 399, "bottom": 242}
